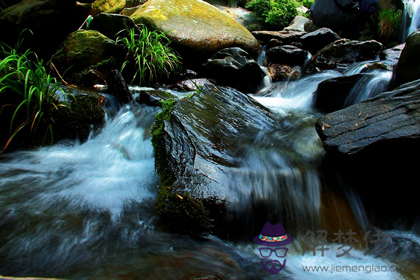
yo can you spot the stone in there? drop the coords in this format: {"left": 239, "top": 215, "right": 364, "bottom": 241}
{"left": 89, "top": 0, "right": 126, "bottom": 15}
{"left": 89, "top": 13, "right": 138, "bottom": 40}
{"left": 394, "top": 30, "right": 420, "bottom": 87}
{"left": 130, "top": 0, "right": 260, "bottom": 65}
{"left": 300, "top": 27, "right": 341, "bottom": 55}
{"left": 266, "top": 45, "right": 309, "bottom": 66}
{"left": 305, "top": 39, "right": 383, "bottom": 74}
{"left": 52, "top": 30, "right": 125, "bottom": 85}
{"left": 172, "top": 78, "right": 215, "bottom": 92}
{"left": 106, "top": 70, "right": 133, "bottom": 104}
{"left": 314, "top": 74, "right": 366, "bottom": 113}
{"left": 284, "top": 15, "right": 309, "bottom": 32}
{"left": 202, "top": 47, "right": 265, "bottom": 92}
{"left": 152, "top": 84, "right": 324, "bottom": 236}
{"left": 252, "top": 30, "right": 306, "bottom": 45}
{"left": 267, "top": 64, "right": 301, "bottom": 82}
{"left": 315, "top": 79, "right": 420, "bottom": 156}
{"left": 316, "top": 79, "right": 420, "bottom": 226}
{"left": 379, "top": 43, "right": 405, "bottom": 63}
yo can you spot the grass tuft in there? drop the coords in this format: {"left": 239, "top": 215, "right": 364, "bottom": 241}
{"left": 0, "top": 30, "right": 70, "bottom": 152}
{"left": 116, "top": 25, "right": 182, "bottom": 86}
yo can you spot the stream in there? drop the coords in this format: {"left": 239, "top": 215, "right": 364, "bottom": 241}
{"left": 2, "top": 2, "right": 420, "bottom": 276}
{"left": 1, "top": 54, "right": 419, "bottom": 279}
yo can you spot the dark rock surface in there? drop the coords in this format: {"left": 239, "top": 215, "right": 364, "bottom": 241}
{"left": 202, "top": 47, "right": 265, "bottom": 92}
{"left": 314, "top": 74, "right": 366, "bottom": 113}
{"left": 315, "top": 79, "right": 420, "bottom": 156}
{"left": 394, "top": 30, "right": 420, "bottom": 87}
{"left": 266, "top": 45, "right": 308, "bottom": 66}
{"left": 300, "top": 27, "right": 341, "bottom": 55}
{"left": 305, "top": 39, "right": 383, "bottom": 74}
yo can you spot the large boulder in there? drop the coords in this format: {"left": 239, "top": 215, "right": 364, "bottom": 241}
{"left": 315, "top": 79, "right": 420, "bottom": 156}
{"left": 52, "top": 30, "right": 125, "bottom": 85}
{"left": 394, "top": 30, "right": 420, "bottom": 87}
{"left": 202, "top": 47, "right": 265, "bottom": 92}
{"left": 129, "top": 0, "right": 260, "bottom": 66}
{"left": 89, "top": 0, "right": 126, "bottom": 15}
{"left": 305, "top": 39, "right": 383, "bottom": 74}
{"left": 316, "top": 79, "right": 420, "bottom": 227}
{"left": 152, "top": 84, "right": 323, "bottom": 237}
{"left": 0, "top": 0, "right": 89, "bottom": 58}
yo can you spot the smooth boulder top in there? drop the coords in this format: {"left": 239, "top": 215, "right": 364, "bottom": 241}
{"left": 130, "top": 0, "right": 260, "bottom": 57}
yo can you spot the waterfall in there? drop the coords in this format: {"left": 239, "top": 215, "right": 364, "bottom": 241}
{"left": 401, "top": 0, "right": 420, "bottom": 40}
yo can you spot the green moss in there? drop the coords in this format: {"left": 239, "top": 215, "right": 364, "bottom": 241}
{"left": 151, "top": 98, "right": 211, "bottom": 234}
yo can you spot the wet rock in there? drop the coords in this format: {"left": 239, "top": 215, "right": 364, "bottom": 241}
{"left": 152, "top": 84, "right": 323, "bottom": 236}
{"left": 317, "top": 80, "right": 420, "bottom": 228}
{"left": 394, "top": 30, "right": 420, "bottom": 87}
{"left": 0, "top": 0, "right": 89, "bottom": 58}
{"left": 47, "top": 90, "right": 106, "bottom": 143}
{"left": 52, "top": 30, "right": 125, "bottom": 85}
{"left": 252, "top": 30, "right": 306, "bottom": 45}
{"left": 300, "top": 27, "right": 341, "bottom": 55}
{"left": 202, "top": 47, "right": 265, "bottom": 92}
{"left": 136, "top": 90, "right": 172, "bottom": 106}
{"left": 89, "top": 13, "right": 138, "bottom": 40}
{"left": 89, "top": 0, "right": 126, "bottom": 15}
{"left": 314, "top": 74, "right": 366, "bottom": 113}
{"left": 315, "top": 79, "right": 420, "bottom": 156}
{"left": 172, "top": 78, "right": 215, "bottom": 92}
{"left": 284, "top": 15, "right": 309, "bottom": 32}
{"left": 106, "top": 69, "right": 133, "bottom": 104}
{"left": 152, "top": 84, "right": 276, "bottom": 234}
{"left": 380, "top": 43, "right": 405, "bottom": 63}
{"left": 266, "top": 45, "right": 308, "bottom": 66}
{"left": 130, "top": 0, "right": 260, "bottom": 66}
{"left": 79, "top": 69, "right": 107, "bottom": 87}
{"left": 267, "top": 64, "right": 301, "bottom": 82}
{"left": 284, "top": 16, "right": 309, "bottom": 32}
{"left": 305, "top": 39, "right": 383, "bottom": 74}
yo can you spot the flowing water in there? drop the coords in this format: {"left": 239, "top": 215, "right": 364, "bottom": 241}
{"left": 401, "top": 0, "right": 420, "bottom": 41}
{"left": 0, "top": 60, "right": 419, "bottom": 278}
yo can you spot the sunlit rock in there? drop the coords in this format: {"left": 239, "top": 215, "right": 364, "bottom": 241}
{"left": 89, "top": 0, "right": 126, "bottom": 15}
{"left": 130, "top": 0, "right": 260, "bottom": 65}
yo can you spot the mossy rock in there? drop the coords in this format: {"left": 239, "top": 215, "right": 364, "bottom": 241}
{"left": 50, "top": 91, "right": 105, "bottom": 142}
{"left": 52, "top": 30, "right": 125, "bottom": 85}
{"left": 394, "top": 30, "right": 420, "bottom": 87}
{"left": 130, "top": 0, "right": 260, "bottom": 65}
{"left": 0, "top": 88, "right": 105, "bottom": 152}
{"left": 89, "top": 0, "right": 126, "bottom": 15}
{"left": 151, "top": 98, "right": 212, "bottom": 234}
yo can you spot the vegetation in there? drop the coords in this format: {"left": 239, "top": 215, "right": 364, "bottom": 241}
{"left": 379, "top": 5, "right": 402, "bottom": 41}
{"left": 300, "top": 0, "right": 314, "bottom": 9}
{"left": 0, "top": 32, "right": 69, "bottom": 152}
{"left": 245, "top": 0, "right": 299, "bottom": 29}
{"left": 116, "top": 25, "right": 182, "bottom": 86}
